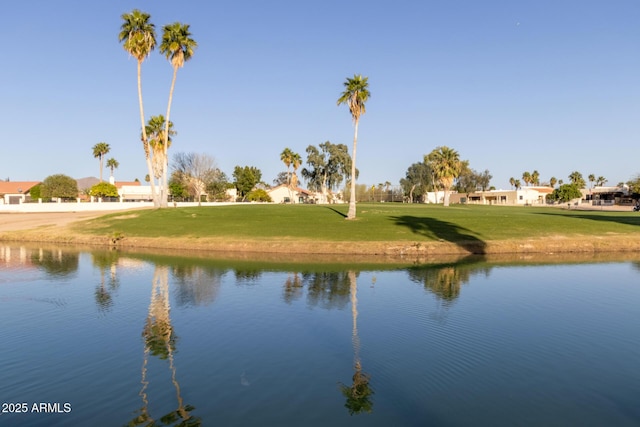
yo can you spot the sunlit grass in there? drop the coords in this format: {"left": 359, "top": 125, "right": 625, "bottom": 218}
{"left": 73, "top": 203, "right": 640, "bottom": 243}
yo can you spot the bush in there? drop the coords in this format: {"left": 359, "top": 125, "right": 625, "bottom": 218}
{"left": 90, "top": 182, "right": 119, "bottom": 198}
{"left": 41, "top": 174, "right": 78, "bottom": 200}
{"left": 29, "top": 184, "right": 42, "bottom": 200}
{"left": 246, "top": 189, "right": 272, "bottom": 202}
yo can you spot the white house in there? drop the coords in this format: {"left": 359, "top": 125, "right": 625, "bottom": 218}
{"left": 267, "top": 185, "right": 317, "bottom": 204}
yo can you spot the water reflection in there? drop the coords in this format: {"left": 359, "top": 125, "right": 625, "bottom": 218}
{"left": 304, "top": 272, "right": 351, "bottom": 309}
{"left": 171, "top": 264, "right": 222, "bottom": 307}
{"left": 30, "top": 247, "right": 79, "bottom": 277}
{"left": 128, "top": 265, "right": 202, "bottom": 427}
{"left": 92, "top": 251, "right": 120, "bottom": 312}
{"left": 408, "top": 256, "right": 490, "bottom": 305}
{"left": 340, "top": 271, "right": 374, "bottom": 415}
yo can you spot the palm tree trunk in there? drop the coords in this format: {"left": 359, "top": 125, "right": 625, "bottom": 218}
{"left": 161, "top": 66, "right": 179, "bottom": 208}
{"left": 137, "top": 60, "right": 159, "bottom": 207}
{"left": 347, "top": 120, "right": 358, "bottom": 219}
{"left": 99, "top": 156, "right": 103, "bottom": 182}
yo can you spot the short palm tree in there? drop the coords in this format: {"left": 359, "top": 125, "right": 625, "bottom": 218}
{"left": 145, "top": 115, "right": 175, "bottom": 179}
{"left": 92, "top": 142, "right": 111, "bottom": 182}
{"left": 119, "top": 9, "right": 158, "bottom": 205}
{"left": 426, "top": 146, "right": 461, "bottom": 207}
{"left": 159, "top": 22, "right": 197, "bottom": 207}
{"left": 337, "top": 74, "right": 370, "bottom": 220}
{"left": 549, "top": 176, "right": 557, "bottom": 188}
{"left": 106, "top": 158, "right": 119, "bottom": 179}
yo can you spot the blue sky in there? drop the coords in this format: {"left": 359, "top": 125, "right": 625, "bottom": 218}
{"left": 2, "top": 0, "right": 638, "bottom": 189}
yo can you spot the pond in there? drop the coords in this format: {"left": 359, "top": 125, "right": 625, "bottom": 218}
{"left": 1, "top": 245, "right": 639, "bottom": 426}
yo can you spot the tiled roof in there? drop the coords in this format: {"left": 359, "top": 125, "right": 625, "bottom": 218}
{"left": 0, "top": 181, "right": 41, "bottom": 194}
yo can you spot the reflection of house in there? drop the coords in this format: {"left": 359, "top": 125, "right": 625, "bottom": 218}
{"left": 267, "top": 185, "right": 317, "bottom": 204}
{"left": 0, "top": 181, "right": 40, "bottom": 204}
{"left": 448, "top": 186, "right": 554, "bottom": 205}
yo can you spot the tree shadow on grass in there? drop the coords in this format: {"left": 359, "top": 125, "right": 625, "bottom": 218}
{"left": 325, "top": 207, "right": 347, "bottom": 218}
{"left": 535, "top": 211, "right": 640, "bottom": 227}
{"left": 391, "top": 215, "right": 487, "bottom": 254}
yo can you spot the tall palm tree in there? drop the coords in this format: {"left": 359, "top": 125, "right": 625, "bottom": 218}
{"left": 426, "top": 146, "right": 461, "bottom": 207}
{"left": 522, "top": 171, "right": 531, "bottom": 187}
{"left": 549, "top": 176, "right": 557, "bottom": 188}
{"left": 337, "top": 74, "right": 370, "bottom": 220}
{"left": 509, "top": 177, "right": 516, "bottom": 189}
{"left": 159, "top": 22, "right": 197, "bottom": 208}
{"left": 119, "top": 9, "right": 158, "bottom": 206}
{"left": 596, "top": 176, "right": 607, "bottom": 187}
{"left": 92, "top": 142, "right": 110, "bottom": 182}
{"left": 106, "top": 158, "right": 119, "bottom": 180}
{"left": 280, "top": 148, "right": 293, "bottom": 185}
{"left": 290, "top": 151, "right": 302, "bottom": 189}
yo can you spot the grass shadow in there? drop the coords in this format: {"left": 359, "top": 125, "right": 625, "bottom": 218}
{"left": 391, "top": 215, "right": 487, "bottom": 254}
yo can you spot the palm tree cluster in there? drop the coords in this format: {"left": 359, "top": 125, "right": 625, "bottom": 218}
{"left": 119, "top": 10, "right": 197, "bottom": 208}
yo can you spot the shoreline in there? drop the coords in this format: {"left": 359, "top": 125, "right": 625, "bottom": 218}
{"left": 2, "top": 209, "right": 640, "bottom": 256}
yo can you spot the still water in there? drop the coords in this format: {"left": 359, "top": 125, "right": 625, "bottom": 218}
{"left": 1, "top": 245, "right": 639, "bottom": 427}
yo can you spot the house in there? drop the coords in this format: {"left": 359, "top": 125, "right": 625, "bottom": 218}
{"left": 267, "top": 185, "right": 317, "bottom": 204}
{"left": 586, "top": 185, "right": 632, "bottom": 206}
{"left": 0, "top": 181, "right": 41, "bottom": 204}
{"left": 448, "top": 186, "right": 554, "bottom": 206}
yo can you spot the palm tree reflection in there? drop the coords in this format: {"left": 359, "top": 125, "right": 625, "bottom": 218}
{"left": 127, "top": 265, "right": 201, "bottom": 427}
{"left": 339, "top": 271, "right": 374, "bottom": 415}
{"left": 93, "top": 251, "right": 120, "bottom": 313}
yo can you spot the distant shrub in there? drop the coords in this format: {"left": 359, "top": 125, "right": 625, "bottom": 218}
{"left": 90, "top": 182, "right": 118, "bottom": 198}
{"left": 247, "top": 189, "right": 272, "bottom": 202}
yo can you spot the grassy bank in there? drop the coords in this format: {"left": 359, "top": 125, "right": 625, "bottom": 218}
{"left": 45, "top": 203, "right": 640, "bottom": 255}
{"left": 3, "top": 203, "right": 640, "bottom": 255}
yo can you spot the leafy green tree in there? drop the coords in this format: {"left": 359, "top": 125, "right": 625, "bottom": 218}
{"left": 106, "top": 158, "right": 119, "bottom": 179}
{"left": 476, "top": 169, "right": 492, "bottom": 191}
{"left": 400, "top": 161, "right": 432, "bottom": 203}
{"left": 233, "top": 166, "right": 262, "bottom": 201}
{"left": 247, "top": 189, "right": 272, "bottom": 202}
{"left": 159, "top": 22, "right": 197, "bottom": 208}
{"left": 90, "top": 182, "right": 119, "bottom": 198}
{"left": 41, "top": 174, "right": 78, "bottom": 200}
{"left": 119, "top": 9, "right": 158, "bottom": 206}
{"left": 169, "top": 173, "right": 189, "bottom": 200}
{"left": 547, "top": 183, "right": 582, "bottom": 203}
{"left": 301, "top": 141, "right": 353, "bottom": 203}
{"left": 206, "top": 171, "right": 230, "bottom": 201}
{"left": 29, "top": 183, "right": 42, "bottom": 200}
{"left": 425, "top": 146, "right": 462, "bottom": 207}
{"left": 337, "top": 74, "right": 370, "bottom": 220}
{"left": 92, "top": 142, "right": 110, "bottom": 182}
{"left": 454, "top": 162, "right": 477, "bottom": 199}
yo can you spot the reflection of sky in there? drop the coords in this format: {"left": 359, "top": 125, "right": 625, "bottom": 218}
{"left": 2, "top": 255, "right": 640, "bottom": 425}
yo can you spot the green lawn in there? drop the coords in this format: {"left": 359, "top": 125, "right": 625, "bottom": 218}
{"left": 74, "top": 203, "right": 640, "bottom": 244}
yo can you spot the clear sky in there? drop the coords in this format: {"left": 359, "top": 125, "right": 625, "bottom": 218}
{"left": 2, "top": 0, "right": 638, "bottom": 190}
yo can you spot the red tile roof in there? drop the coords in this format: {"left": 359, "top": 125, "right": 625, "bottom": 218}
{"left": 0, "top": 181, "right": 41, "bottom": 194}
